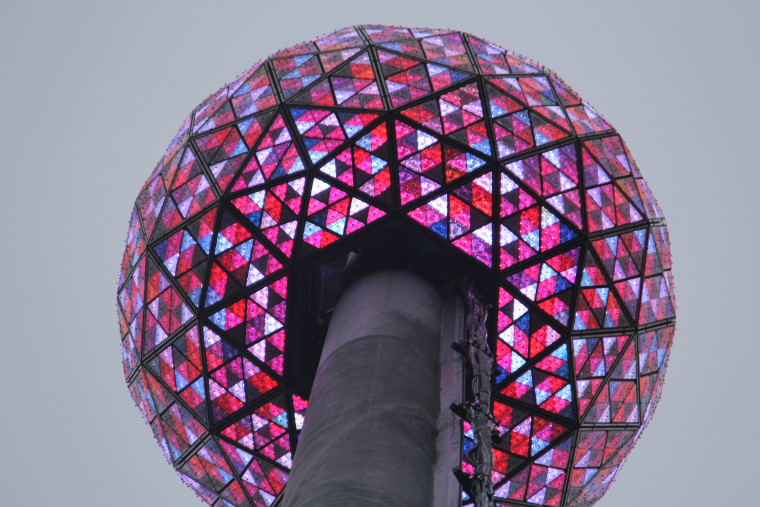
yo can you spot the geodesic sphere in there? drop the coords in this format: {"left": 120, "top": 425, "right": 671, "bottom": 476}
{"left": 117, "top": 25, "right": 676, "bottom": 507}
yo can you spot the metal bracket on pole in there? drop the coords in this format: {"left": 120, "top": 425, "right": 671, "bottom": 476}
{"left": 453, "top": 281, "right": 495, "bottom": 507}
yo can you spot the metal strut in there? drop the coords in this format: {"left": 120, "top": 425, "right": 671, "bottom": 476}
{"left": 461, "top": 283, "right": 495, "bottom": 507}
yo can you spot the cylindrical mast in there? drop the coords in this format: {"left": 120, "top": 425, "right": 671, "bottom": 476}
{"left": 281, "top": 271, "right": 444, "bottom": 506}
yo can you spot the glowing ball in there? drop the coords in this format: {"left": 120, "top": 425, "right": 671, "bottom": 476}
{"left": 117, "top": 25, "right": 675, "bottom": 506}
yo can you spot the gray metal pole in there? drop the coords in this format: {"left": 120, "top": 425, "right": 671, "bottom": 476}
{"left": 281, "top": 271, "right": 446, "bottom": 507}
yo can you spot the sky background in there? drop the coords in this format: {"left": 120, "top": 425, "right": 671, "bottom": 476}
{"left": 1, "top": 1, "right": 757, "bottom": 505}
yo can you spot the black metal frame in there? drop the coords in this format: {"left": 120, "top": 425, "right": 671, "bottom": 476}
{"left": 118, "top": 25, "right": 675, "bottom": 507}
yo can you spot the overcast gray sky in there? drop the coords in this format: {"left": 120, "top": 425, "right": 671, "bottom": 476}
{"left": 1, "top": 1, "right": 757, "bottom": 506}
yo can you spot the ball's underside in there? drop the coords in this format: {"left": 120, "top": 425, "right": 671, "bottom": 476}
{"left": 117, "top": 25, "right": 676, "bottom": 507}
